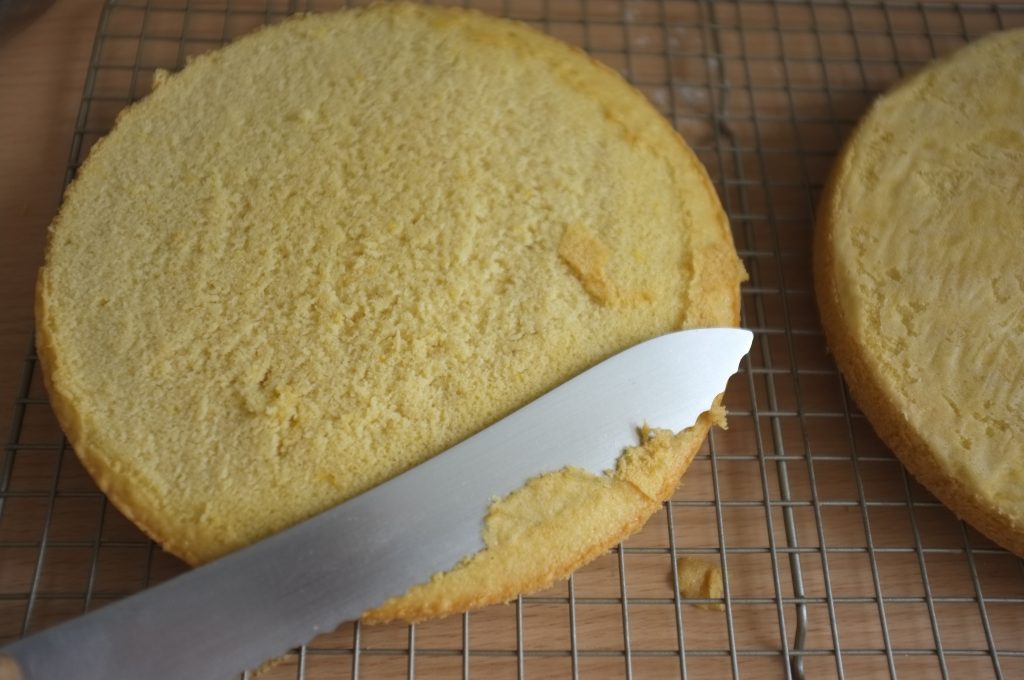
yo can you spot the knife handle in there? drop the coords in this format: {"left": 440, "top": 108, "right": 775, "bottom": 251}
{"left": 0, "top": 656, "right": 23, "bottom": 680}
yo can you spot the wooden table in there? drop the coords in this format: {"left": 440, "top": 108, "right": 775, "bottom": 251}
{"left": 0, "top": 2, "right": 1021, "bottom": 679}
{"left": 0, "top": 0, "right": 104, "bottom": 427}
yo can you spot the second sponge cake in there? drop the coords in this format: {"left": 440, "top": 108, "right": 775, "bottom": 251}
{"left": 815, "top": 29, "right": 1024, "bottom": 556}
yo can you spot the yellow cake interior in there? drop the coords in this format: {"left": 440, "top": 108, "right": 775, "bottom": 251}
{"left": 37, "top": 4, "right": 744, "bottom": 621}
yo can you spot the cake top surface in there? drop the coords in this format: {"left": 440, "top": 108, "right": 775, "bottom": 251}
{"left": 38, "top": 3, "right": 743, "bottom": 565}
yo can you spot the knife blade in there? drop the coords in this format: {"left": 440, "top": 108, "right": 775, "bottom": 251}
{"left": 0, "top": 327, "right": 752, "bottom": 680}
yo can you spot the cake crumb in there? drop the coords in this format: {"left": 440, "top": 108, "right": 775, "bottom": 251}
{"left": 709, "top": 404, "right": 728, "bottom": 429}
{"left": 676, "top": 556, "right": 724, "bottom": 611}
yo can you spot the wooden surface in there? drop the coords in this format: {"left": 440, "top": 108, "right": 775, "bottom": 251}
{"left": 0, "top": 2, "right": 1022, "bottom": 679}
{"left": 0, "top": 0, "right": 104, "bottom": 433}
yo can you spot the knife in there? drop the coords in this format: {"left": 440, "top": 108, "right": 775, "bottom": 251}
{"left": 0, "top": 327, "right": 752, "bottom": 680}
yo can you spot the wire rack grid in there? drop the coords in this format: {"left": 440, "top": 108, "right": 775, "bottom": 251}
{"left": 2, "top": 0, "right": 1024, "bottom": 678}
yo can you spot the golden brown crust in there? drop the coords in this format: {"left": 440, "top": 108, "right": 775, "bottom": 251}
{"left": 814, "top": 29, "right": 1024, "bottom": 556}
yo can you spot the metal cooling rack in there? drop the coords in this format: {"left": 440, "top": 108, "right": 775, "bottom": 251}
{"left": 3, "top": 0, "right": 1023, "bottom": 678}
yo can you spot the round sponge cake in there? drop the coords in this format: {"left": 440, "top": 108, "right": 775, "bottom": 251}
{"left": 37, "top": 4, "right": 745, "bottom": 622}
{"left": 815, "top": 30, "right": 1024, "bottom": 556}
